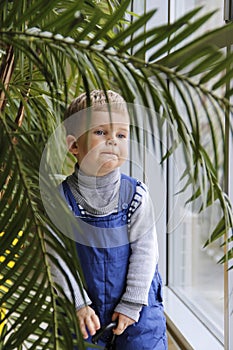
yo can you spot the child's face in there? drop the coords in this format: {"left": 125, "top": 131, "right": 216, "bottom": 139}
{"left": 68, "top": 110, "right": 129, "bottom": 176}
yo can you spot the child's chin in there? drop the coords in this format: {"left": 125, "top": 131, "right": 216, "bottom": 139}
{"left": 98, "top": 161, "right": 118, "bottom": 174}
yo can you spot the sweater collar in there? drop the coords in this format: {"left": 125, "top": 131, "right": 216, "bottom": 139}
{"left": 74, "top": 163, "right": 120, "bottom": 190}
{"left": 66, "top": 163, "right": 121, "bottom": 215}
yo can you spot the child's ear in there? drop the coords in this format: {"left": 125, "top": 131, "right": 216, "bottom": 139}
{"left": 66, "top": 135, "right": 79, "bottom": 155}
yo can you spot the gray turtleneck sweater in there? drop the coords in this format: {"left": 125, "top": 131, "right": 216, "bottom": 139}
{"left": 50, "top": 164, "right": 159, "bottom": 322}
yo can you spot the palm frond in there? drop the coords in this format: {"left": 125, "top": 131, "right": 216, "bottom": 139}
{"left": 0, "top": 118, "right": 87, "bottom": 349}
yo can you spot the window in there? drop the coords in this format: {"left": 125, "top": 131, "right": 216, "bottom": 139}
{"left": 129, "top": 1, "right": 232, "bottom": 347}
{"left": 168, "top": 0, "right": 225, "bottom": 345}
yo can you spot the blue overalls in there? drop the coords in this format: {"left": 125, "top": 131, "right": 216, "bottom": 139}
{"left": 62, "top": 173, "right": 167, "bottom": 350}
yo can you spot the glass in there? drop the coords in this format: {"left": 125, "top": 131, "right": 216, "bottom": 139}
{"left": 168, "top": 0, "right": 225, "bottom": 343}
{"left": 168, "top": 147, "right": 224, "bottom": 341}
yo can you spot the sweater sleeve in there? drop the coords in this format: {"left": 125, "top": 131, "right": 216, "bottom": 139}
{"left": 46, "top": 236, "right": 92, "bottom": 310}
{"left": 118, "top": 182, "right": 159, "bottom": 306}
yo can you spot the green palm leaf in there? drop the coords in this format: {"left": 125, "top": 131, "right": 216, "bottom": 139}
{"left": 0, "top": 119, "right": 87, "bottom": 349}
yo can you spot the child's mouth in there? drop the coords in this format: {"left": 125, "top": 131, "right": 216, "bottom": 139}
{"left": 101, "top": 152, "right": 118, "bottom": 158}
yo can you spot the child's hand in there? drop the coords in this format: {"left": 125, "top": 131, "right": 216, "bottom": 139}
{"left": 76, "top": 306, "right": 101, "bottom": 339}
{"left": 112, "top": 312, "right": 135, "bottom": 335}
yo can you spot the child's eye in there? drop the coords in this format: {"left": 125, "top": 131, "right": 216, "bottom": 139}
{"left": 94, "top": 130, "right": 105, "bottom": 136}
{"left": 117, "top": 133, "right": 127, "bottom": 139}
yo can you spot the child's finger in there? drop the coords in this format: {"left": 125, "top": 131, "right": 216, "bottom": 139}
{"left": 113, "top": 315, "right": 127, "bottom": 335}
{"left": 113, "top": 320, "right": 127, "bottom": 335}
{"left": 112, "top": 313, "right": 135, "bottom": 335}
{"left": 85, "top": 317, "right": 97, "bottom": 336}
{"left": 78, "top": 318, "right": 89, "bottom": 339}
{"left": 91, "top": 313, "right": 101, "bottom": 330}
{"left": 84, "top": 313, "right": 100, "bottom": 337}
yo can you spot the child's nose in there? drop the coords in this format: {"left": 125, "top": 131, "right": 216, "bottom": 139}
{"left": 106, "top": 136, "right": 117, "bottom": 146}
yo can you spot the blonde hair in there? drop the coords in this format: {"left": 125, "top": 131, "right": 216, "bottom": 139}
{"left": 65, "top": 90, "right": 126, "bottom": 118}
{"left": 64, "top": 90, "right": 128, "bottom": 136}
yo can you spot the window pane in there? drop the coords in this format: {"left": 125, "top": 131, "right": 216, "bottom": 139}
{"left": 169, "top": 0, "right": 225, "bottom": 343}
{"left": 168, "top": 147, "right": 224, "bottom": 341}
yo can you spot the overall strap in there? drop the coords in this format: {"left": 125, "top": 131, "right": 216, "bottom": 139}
{"left": 60, "top": 180, "right": 81, "bottom": 216}
{"left": 119, "top": 174, "right": 145, "bottom": 224}
{"left": 118, "top": 173, "right": 137, "bottom": 210}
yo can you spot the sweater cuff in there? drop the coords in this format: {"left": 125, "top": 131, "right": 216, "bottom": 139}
{"left": 73, "top": 288, "right": 92, "bottom": 310}
{"left": 114, "top": 300, "right": 143, "bottom": 322}
{"left": 121, "top": 286, "right": 149, "bottom": 305}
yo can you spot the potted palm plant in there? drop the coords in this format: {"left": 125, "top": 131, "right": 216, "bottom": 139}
{"left": 0, "top": 0, "right": 232, "bottom": 348}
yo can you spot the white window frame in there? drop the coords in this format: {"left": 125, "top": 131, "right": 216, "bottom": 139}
{"left": 131, "top": 1, "right": 233, "bottom": 348}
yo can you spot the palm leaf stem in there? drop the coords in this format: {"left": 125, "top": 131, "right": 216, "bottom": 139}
{"left": 0, "top": 45, "right": 15, "bottom": 112}
{"left": 1, "top": 29, "right": 233, "bottom": 109}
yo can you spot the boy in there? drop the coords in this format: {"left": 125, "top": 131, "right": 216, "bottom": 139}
{"left": 54, "top": 90, "right": 167, "bottom": 349}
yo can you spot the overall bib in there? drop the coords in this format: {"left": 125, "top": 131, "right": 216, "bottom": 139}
{"left": 62, "top": 173, "right": 167, "bottom": 350}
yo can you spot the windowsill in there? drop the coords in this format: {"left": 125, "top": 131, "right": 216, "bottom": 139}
{"left": 163, "top": 287, "right": 224, "bottom": 350}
